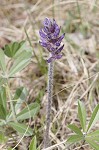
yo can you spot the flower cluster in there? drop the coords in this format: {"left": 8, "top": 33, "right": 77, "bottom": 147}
{"left": 39, "top": 18, "right": 65, "bottom": 63}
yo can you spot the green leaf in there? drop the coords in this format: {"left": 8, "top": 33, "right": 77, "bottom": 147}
{"left": 14, "top": 87, "right": 28, "bottom": 113}
{"left": 89, "top": 136, "right": 99, "bottom": 142}
{"left": 9, "top": 122, "right": 33, "bottom": 136}
{"left": 0, "top": 104, "right": 6, "bottom": 120}
{"left": 68, "top": 124, "right": 83, "bottom": 135}
{"left": 9, "top": 51, "right": 32, "bottom": 76}
{"left": 87, "top": 104, "right": 99, "bottom": 132}
{"left": 13, "top": 41, "right": 32, "bottom": 59}
{"left": 87, "top": 130, "right": 99, "bottom": 137}
{"left": 87, "top": 130, "right": 99, "bottom": 142}
{"left": 16, "top": 102, "right": 40, "bottom": 120}
{"left": 78, "top": 100, "right": 86, "bottom": 132}
{"left": 67, "top": 134, "right": 83, "bottom": 143}
{"left": 7, "top": 148, "right": 12, "bottom": 150}
{"left": 0, "top": 133, "right": 7, "bottom": 143}
{"left": 13, "top": 87, "right": 28, "bottom": 101}
{"left": 4, "top": 41, "right": 25, "bottom": 58}
{"left": 0, "top": 86, "right": 7, "bottom": 114}
{"left": 29, "top": 136, "right": 37, "bottom": 150}
{"left": 86, "top": 138, "right": 99, "bottom": 150}
{"left": 0, "top": 49, "right": 6, "bottom": 73}
{"left": 36, "top": 90, "right": 44, "bottom": 103}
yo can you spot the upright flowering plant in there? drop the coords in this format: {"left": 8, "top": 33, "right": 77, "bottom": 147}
{"left": 39, "top": 18, "right": 65, "bottom": 63}
{"left": 39, "top": 18, "right": 65, "bottom": 148}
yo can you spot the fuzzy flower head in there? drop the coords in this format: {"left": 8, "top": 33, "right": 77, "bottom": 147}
{"left": 39, "top": 18, "right": 65, "bottom": 63}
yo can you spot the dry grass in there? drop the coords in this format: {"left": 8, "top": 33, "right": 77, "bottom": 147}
{"left": 0, "top": 0, "right": 99, "bottom": 149}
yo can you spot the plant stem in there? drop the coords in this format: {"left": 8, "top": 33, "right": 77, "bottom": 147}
{"left": 44, "top": 61, "right": 54, "bottom": 148}
{"left": 76, "top": 0, "right": 82, "bottom": 24}
{"left": 6, "top": 83, "right": 17, "bottom": 123}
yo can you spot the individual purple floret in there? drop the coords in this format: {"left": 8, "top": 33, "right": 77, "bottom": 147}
{"left": 39, "top": 18, "right": 65, "bottom": 63}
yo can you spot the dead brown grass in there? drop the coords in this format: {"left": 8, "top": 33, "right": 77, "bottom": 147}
{"left": 0, "top": 0, "right": 99, "bottom": 149}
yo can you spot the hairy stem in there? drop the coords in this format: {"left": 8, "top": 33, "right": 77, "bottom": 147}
{"left": 44, "top": 61, "right": 54, "bottom": 148}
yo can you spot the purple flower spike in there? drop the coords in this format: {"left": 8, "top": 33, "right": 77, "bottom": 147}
{"left": 55, "top": 44, "right": 64, "bottom": 54}
{"left": 39, "top": 18, "right": 65, "bottom": 63}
